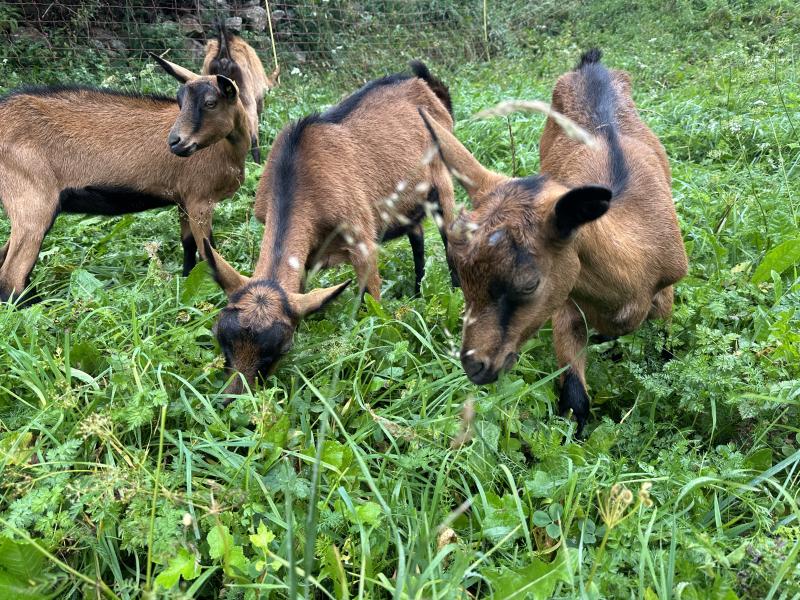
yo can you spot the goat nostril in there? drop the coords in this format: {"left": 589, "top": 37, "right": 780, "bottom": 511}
{"left": 168, "top": 133, "right": 182, "bottom": 147}
{"left": 462, "top": 356, "right": 485, "bottom": 378}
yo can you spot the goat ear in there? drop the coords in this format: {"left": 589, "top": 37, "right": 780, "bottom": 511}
{"left": 216, "top": 75, "right": 238, "bottom": 101}
{"left": 418, "top": 108, "right": 506, "bottom": 208}
{"left": 288, "top": 279, "right": 351, "bottom": 318}
{"left": 148, "top": 52, "right": 199, "bottom": 83}
{"left": 553, "top": 185, "right": 612, "bottom": 240}
{"left": 203, "top": 239, "right": 250, "bottom": 297}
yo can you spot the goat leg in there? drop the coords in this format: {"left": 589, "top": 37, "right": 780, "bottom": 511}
{"left": 553, "top": 302, "right": 590, "bottom": 433}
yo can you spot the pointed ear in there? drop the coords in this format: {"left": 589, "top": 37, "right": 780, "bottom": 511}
{"left": 553, "top": 185, "right": 612, "bottom": 240}
{"left": 288, "top": 279, "right": 351, "bottom": 318}
{"left": 148, "top": 52, "right": 199, "bottom": 83}
{"left": 418, "top": 108, "right": 506, "bottom": 207}
{"left": 203, "top": 239, "right": 250, "bottom": 297}
{"left": 216, "top": 75, "right": 238, "bottom": 101}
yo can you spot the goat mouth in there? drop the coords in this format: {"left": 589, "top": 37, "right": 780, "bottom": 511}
{"left": 467, "top": 369, "right": 499, "bottom": 385}
{"left": 170, "top": 142, "right": 198, "bottom": 157}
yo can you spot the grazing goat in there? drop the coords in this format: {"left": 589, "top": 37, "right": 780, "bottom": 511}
{"left": 0, "top": 55, "right": 250, "bottom": 304}
{"left": 204, "top": 61, "right": 456, "bottom": 392}
{"left": 420, "top": 49, "right": 688, "bottom": 430}
{"left": 203, "top": 20, "right": 279, "bottom": 163}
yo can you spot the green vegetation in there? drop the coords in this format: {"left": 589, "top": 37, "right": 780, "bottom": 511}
{"left": 1, "top": 0, "right": 799, "bottom": 598}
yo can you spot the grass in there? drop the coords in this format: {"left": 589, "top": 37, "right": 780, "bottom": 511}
{"left": 1, "top": 1, "right": 800, "bottom": 598}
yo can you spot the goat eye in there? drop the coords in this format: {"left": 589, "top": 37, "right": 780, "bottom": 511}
{"left": 520, "top": 280, "right": 540, "bottom": 295}
{"left": 205, "top": 100, "right": 217, "bottom": 109}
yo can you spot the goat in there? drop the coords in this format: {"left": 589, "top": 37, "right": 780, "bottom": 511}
{"left": 203, "top": 61, "right": 456, "bottom": 392}
{"left": 420, "top": 49, "right": 688, "bottom": 431}
{"left": 203, "top": 20, "right": 279, "bottom": 164}
{"left": 0, "top": 55, "right": 251, "bottom": 304}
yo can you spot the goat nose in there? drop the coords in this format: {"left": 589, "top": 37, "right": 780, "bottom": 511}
{"left": 168, "top": 132, "right": 182, "bottom": 148}
{"left": 461, "top": 354, "right": 498, "bottom": 385}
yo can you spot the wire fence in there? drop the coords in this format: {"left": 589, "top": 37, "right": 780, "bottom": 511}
{"left": 1, "top": 0, "right": 521, "bottom": 82}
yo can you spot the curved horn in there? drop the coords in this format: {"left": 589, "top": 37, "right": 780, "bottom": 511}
{"left": 418, "top": 107, "right": 506, "bottom": 207}
{"left": 148, "top": 52, "right": 200, "bottom": 84}
{"left": 216, "top": 19, "right": 231, "bottom": 60}
{"left": 203, "top": 239, "right": 250, "bottom": 297}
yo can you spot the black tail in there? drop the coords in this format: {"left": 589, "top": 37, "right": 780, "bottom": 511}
{"left": 576, "top": 48, "right": 602, "bottom": 69}
{"left": 216, "top": 18, "right": 231, "bottom": 60}
{"left": 410, "top": 60, "right": 453, "bottom": 120}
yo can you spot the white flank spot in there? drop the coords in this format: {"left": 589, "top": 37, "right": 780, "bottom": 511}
{"left": 396, "top": 181, "right": 407, "bottom": 192}
{"left": 415, "top": 181, "right": 431, "bottom": 194}
{"left": 357, "top": 242, "right": 369, "bottom": 257}
{"left": 288, "top": 256, "right": 300, "bottom": 270}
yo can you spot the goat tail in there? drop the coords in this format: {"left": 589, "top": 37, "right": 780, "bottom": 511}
{"left": 410, "top": 60, "right": 453, "bottom": 120}
{"left": 576, "top": 48, "right": 603, "bottom": 69}
{"left": 216, "top": 18, "right": 231, "bottom": 60}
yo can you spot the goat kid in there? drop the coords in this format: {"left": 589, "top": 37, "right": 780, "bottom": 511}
{"left": 420, "top": 49, "right": 688, "bottom": 430}
{"left": 204, "top": 61, "right": 456, "bottom": 392}
{"left": 0, "top": 55, "right": 250, "bottom": 304}
{"left": 203, "top": 20, "right": 280, "bottom": 164}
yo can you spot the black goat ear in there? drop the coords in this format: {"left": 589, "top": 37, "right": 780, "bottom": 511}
{"left": 217, "top": 75, "right": 238, "bottom": 101}
{"left": 553, "top": 185, "right": 612, "bottom": 240}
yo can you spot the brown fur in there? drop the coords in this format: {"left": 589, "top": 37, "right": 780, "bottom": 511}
{"left": 206, "top": 66, "right": 455, "bottom": 392}
{"left": 423, "top": 50, "right": 688, "bottom": 428}
{"left": 0, "top": 58, "right": 250, "bottom": 303}
{"left": 203, "top": 26, "right": 279, "bottom": 163}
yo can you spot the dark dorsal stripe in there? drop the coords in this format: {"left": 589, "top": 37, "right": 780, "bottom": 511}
{"left": 0, "top": 84, "right": 174, "bottom": 106}
{"left": 320, "top": 73, "right": 411, "bottom": 124}
{"left": 574, "top": 52, "right": 629, "bottom": 196}
{"left": 266, "top": 71, "right": 413, "bottom": 278}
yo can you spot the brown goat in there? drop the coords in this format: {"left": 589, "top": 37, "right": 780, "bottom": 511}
{"left": 420, "top": 49, "right": 688, "bottom": 430}
{"left": 0, "top": 56, "right": 250, "bottom": 304}
{"left": 202, "top": 20, "right": 279, "bottom": 164}
{"left": 204, "top": 61, "right": 456, "bottom": 392}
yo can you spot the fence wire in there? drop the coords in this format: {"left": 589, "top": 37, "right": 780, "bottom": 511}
{"left": 1, "top": 1, "right": 516, "bottom": 81}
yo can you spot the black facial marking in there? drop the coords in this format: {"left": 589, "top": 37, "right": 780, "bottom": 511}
{"left": 188, "top": 83, "right": 216, "bottom": 134}
{"left": 59, "top": 186, "right": 173, "bottom": 215}
{"left": 558, "top": 369, "right": 590, "bottom": 433}
{"left": 215, "top": 308, "right": 293, "bottom": 379}
{"left": 176, "top": 86, "right": 186, "bottom": 108}
{"left": 489, "top": 279, "right": 524, "bottom": 336}
{"left": 574, "top": 52, "right": 629, "bottom": 196}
